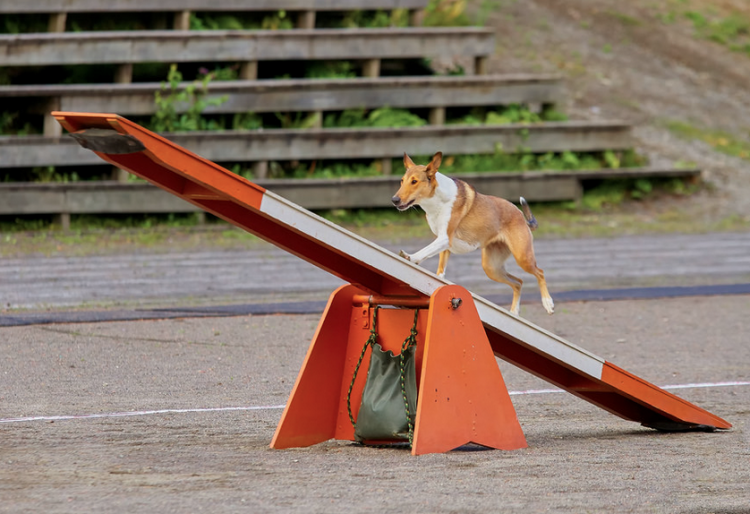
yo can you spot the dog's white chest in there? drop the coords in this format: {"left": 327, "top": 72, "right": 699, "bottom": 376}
{"left": 419, "top": 173, "right": 457, "bottom": 235}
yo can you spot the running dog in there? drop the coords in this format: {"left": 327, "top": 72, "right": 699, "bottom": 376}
{"left": 391, "top": 151, "right": 554, "bottom": 315}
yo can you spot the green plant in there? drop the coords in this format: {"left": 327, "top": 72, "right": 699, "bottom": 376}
{"left": 261, "top": 10, "right": 293, "bottom": 30}
{"left": 323, "top": 109, "right": 367, "bottom": 128}
{"left": 603, "top": 150, "right": 620, "bottom": 169}
{"left": 323, "top": 108, "right": 427, "bottom": 129}
{"left": 679, "top": 8, "right": 750, "bottom": 57}
{"left": 203, "top": 65, "right": 240, "bottom": 81}
{"left": 581, "top": 176, "right": 696, "bottom": 210}
{"left": 274, "top": 111, "right": 322, "bottom": 129}
{"left": 368, "top": 108, "right": 427, "bottom": 128}
{"left": 189, "top": 11, "right": 293, "bottom": 31}
{"left": 290, "top": 160, "right": 383, "bottom": 179}
{"left": 486, "top": 104, "right": 543, "bottom": 124}
{"left": 305, "top": 61, "right": 357, "bottom": 79}
{"left": 190, "top": 13, "right": 245, "bottom": 30}
{"left": 1, "top": 15, "right": 48, "bottom": 34}
{"left": 446, "top": 105, "right": 568, "bottom": 126}
{"left": 337, "top": 9, "right": 409, "bottom": 28}
{"left": 423, "top": 0, "right": 471, "bottom": 27}
{"left": 0, "top": 112, "right": 37, "bottom": 136}
{"left": 540, "top": 107, "right": 569, "bottom": 122}
{"left": 232, "top": 112, "right": 263, "bottom": 130}
{"left": 149, "top": 65, "right": 228, "bottom": 132}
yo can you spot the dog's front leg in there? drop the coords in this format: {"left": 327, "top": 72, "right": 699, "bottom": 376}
{"left": 399, "top": 235, "right": 450, "bottom": 265}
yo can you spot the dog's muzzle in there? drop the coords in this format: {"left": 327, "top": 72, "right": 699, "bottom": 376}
{"left": 392, "top": 196, "right": 413, "bottom": 211}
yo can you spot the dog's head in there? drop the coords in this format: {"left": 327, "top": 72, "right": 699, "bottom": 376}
{"left": 391, "top": 151, "right": 443, "bottom": 211}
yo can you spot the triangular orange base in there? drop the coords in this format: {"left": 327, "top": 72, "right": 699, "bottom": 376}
{"left": 412, "top": 285, "right": 527, "bottom": 455}
{"left": 271, "top": 284, "right": 527, "bottom": 455}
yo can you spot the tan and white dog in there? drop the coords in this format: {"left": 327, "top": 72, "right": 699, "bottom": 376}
{"left": 391, "top": 151, "right": 554, "bottom": 316}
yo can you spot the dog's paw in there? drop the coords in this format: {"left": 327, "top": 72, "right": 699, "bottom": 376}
{"left": 542, "top": 296, "right": 555, "bottom": 315}
{"left": 398, "top": 250, "right": 411, "bottom": 261}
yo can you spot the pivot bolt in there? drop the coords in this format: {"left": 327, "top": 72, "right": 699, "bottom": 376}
{"left": 451, "top": 298, "right": 462, "bottom": 310}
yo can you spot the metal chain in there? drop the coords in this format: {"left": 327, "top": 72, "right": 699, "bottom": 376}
{"left": 347, "top": 306, "right": 380, "bottom": 428}
{"left": 400, "top": 308, "right": 420, "bottom": 447}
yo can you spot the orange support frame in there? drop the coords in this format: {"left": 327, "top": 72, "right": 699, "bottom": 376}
{"left": 271, "top": 284, "right": 527, "bottom": 455}
{"left": 51, "top": 112, "right": 731, "bottom": 456}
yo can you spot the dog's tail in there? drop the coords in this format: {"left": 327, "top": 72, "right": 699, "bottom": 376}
{"left": 519, "top": 197, "right": 538, "bottom": 231}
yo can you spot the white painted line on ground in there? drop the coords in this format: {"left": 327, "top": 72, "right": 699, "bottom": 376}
{"left": 0, "top": 405, "right": 287, "bottom": 424}
{"left": 2, "top": 381, "right": 748, "bottom": 424}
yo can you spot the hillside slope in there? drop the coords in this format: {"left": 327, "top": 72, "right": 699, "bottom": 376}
{"left": 475, "top": 0, "right": 750, "bottom": 222}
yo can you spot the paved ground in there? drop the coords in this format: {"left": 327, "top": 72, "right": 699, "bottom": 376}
{"left": 3, "top": 231, "right": 750, "bottom": 311}
{"left": 1, "top": 295, "right": 749, "bottom": 513}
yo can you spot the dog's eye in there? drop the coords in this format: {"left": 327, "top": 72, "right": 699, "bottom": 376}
{"left": 411, "top": 179, "right": 418, "bottom": 185}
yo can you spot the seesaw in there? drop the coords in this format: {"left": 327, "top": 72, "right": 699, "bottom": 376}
{"left": 53, "top": 112, "right": 731, "bottom": 455}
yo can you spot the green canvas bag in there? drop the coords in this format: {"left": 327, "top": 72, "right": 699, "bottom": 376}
{"left": 347, "top": 307, "right": 419, "bottom": 446}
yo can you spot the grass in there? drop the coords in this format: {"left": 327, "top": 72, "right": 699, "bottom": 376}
{"left": 652, "top": 2, "right": 750, "bottom": 57}
{"left": 666, "top": 120, "right": 750, "bottom": 160}
{"left": 3, "top": 178, "right": 747, "bottom": 259}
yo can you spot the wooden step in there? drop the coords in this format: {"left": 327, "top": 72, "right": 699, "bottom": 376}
{"left": 1, "top": 75, "right": 564, "bottom": 116}
{"left": 0, "top": 122, "right": 632, "bottom": 168}
{"left": 0, "top": 27, "right": 494, "bottom": 67}
{"left": 0, "top": 168, "right": 700, "bottom": 215}
{"left": 0, "top": 0, "right": 428, "bottom": 14}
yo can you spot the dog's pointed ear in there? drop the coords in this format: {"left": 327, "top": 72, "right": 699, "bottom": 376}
{"left": 403, "top": 152, "right": 416, "bottom": 169}
{"left": 425, "top": 151, "right": 443, "bottom": 177}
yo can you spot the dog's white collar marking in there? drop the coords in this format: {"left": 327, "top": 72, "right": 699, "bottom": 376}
{"left": 405, "top": 172, "right": 457, "bottom": 264}
{"left": 418, "top": 172, "right": 457, "bottom": 235}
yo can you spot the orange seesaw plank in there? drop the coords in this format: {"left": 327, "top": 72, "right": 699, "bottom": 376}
{"left": 53, "top": 112, "right": 731, "bottom": 433}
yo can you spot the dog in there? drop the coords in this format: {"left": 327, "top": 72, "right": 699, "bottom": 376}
{"left": 391, "top": 151, "right": 554, "bottom": 316}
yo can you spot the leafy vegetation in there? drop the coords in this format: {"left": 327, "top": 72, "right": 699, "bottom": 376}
{"left": 402, "top": 148, "right": 645, "bottom": 176}
{"left": 189, "top": 11, "right": 293, "bottom": 31}
{"left": 423, "top": 0, "right": 472, "bottom": 27}
{"left": 0, "top": 164, "right": 116, "bottom": 183}
{"left": 0, "top": 111, "right": 38, "bottom": 136}
{"left": 317, "top": 9, "right": 409, "bottom": 29}
{"left": 149, "top": 65, "right": 228, "bottom": 133}
{"left": 578, "top": 177, "right": 698, "bottom": 210}
{"left": 448, "top": 104, "right": 569, "bottom": 126}
{"left": 1, "top": 14, "right": 48, "bottom": 34}
{"left": 322, "top": 108, "right": 427, "bottom": 129}
{"left": 304, "top": 61, "right": 357, "bottom": 80}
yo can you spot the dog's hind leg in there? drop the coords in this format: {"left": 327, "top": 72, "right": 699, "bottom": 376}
{"left": 481, "top": 243, "right": 524, "bottom": 315}
{"left": 507, "top": 235, "right": 554, "bottom": 314}
{"left": 436, "top": 250, "right": 450, "bottom": 279}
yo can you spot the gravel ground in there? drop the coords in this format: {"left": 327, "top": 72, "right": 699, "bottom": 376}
{"left": 1, "top": 295, "right": 749, "bottom": 513}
